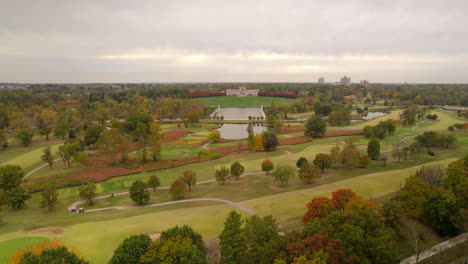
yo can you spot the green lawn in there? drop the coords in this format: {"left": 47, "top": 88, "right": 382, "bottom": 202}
{"left": 0, "top": 237, "right": 49, "bottom": 263}
{"left": 196, "top": 96, "right": 296, "bottom": 107}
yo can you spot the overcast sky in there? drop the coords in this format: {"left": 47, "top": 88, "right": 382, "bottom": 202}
{"left": 1, "top": 0, "right": 467, "bottom": 83}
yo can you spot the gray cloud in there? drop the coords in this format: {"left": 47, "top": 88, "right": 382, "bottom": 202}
{"left": 1, "top": 0, "right": 467, "bottom": 83}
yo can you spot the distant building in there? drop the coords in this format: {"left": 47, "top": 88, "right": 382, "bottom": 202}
{"left": 360, "top": 80, "right": 369, "bottom": 88}
{"left": 226, "top": 87, "right": 259, "bottom": 96}
{"left": 318, "top": 77, "right": 325, "bottom": 84}
{"left": 340, "top": 76, "right": 351, "bottom": 86}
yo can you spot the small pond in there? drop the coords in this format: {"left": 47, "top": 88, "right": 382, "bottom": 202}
{"left": 216, "top": 123, "right": 268, "bottom": 139}
{"left": 211, "top": 106, "right": 266, "bottom": 120}
{"left": 362, "top": 112, "right": 387, "bottom": 120}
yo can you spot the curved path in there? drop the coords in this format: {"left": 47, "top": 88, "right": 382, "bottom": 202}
{"left": 67, "top": 172, "right": 261, "bottom": 214}
{"left": 23, "top": 158, "right": 62, "bottom": 179}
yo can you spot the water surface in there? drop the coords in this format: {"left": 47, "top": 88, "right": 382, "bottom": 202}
{"left": 216, "top": 123, "right": 268, "bottom": 139}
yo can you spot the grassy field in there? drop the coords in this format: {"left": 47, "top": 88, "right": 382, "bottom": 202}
{"left": 0, "top": 237, "right": 49, "bottom": 263}
{"left": 0, "top": 108, "right": 467, "bottom": 262}
{"left": 196, "top": 96, "right": 296, "bottom": 106}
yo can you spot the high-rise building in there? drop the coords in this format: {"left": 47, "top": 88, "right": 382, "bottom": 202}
{"left": 360, "top": 80, "right": 369, "bottom": 88}
{"left": 318, "top": 77, "right": 325, "bottom": 84}
{"left": 340, "top": 76, "right": 351, "bottom": 86}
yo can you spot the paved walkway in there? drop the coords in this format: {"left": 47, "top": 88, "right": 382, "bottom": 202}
{"left": 23, "top": 158, "right": 62, "bottom": 179}
{"left": 400, "top": 232, "right": 467, "bottom": 264}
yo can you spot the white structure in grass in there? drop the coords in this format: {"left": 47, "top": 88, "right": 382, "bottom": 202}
{"left": 226, "top": 86, "right": 259, "bottom": 96}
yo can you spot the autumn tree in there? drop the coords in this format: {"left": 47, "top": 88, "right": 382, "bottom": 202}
{"left": 0, "top": 129, "right": 8, "bottom": 148}
{"left": 147, "top": 175, "right": 160, "bottom": 192}
{"left": 97, "top": 128, "right": 132, "bottom": 163}
{"left": 208, "top": 130, "right": 221, "bottom": 143}
{"left": 298, "top": 163, "right": 322, "bottom": 184}
{"left": 329, "top": 146, "right": 342, "bottom": 169}
{"left": 398, "top": 176, "right": 436, "bottom": 219}
{"left": 54, "top": 119, "right": 70, "bottom": 139}
{"left": 359, "top": 155, "right": 371, "bottom": 168}
{"left": 313, "top": 153, "right": 331, "bottom": 173}
{"left": 79, "top": 181, "right": 97, "bottom": 205}
{"left": 367, "top": 139, "right": 380, "bottom": 160}
{"left": 230, "top": 162, "right": 245, "bottom": 180}
{"left": 15, "top": 128, "right": 33, "bottom": 146}
{"left": 215, "top": 166, "right": 230, "bottom": 184}
{"left": 182, "top": 169, "right": 197, "bottom": 191}
{"left": 34, "top": 109, "right": 58, "bottom": 140}
{"left": 18, "top": 246, "right": 90, "bottom": 264}
{"left": 169, "top": 178, "right": 187, "bottom": 199}
{"left": 219, "top": 210, "right": 245, "bottom": 263}
{"left": 40, "top": 185, "right": 59, "bottom": 211}
{"left": 262, "top": 130, "right": 278, "bottom": 151}
{"left": 41, "top": 146, "right": 54, "bottom": 168}
{"left": 331, "top": 189, "right": 356, "bottom": 211}
{"left": 342, "top": 139, "right": 360, "bottom": 169}
{"left": 133, "top": 121, "right": 151, "bottom": 161}
{"left": 57, "top": 141, "right": 83, "bottom": 167}
{"left": 305, "top": 115, "right": 326, "bottom": 138}
{"left": 84, "top": 125, "right": 103, "bottom": 149}
{"left": 272, "top": 164, "right": 295, "bottom": 186}
{"left": 253, "top": 134, "right": 264, "bottom": 151}
{"left": 130, "top": 180, "right": 150, "bottom": 205}
{"left": 302, "top": 197, "right": 336, "bottom": 222}
{"left": 261, "top": 159, "right": 274, "bottom": 174}
{"left": 149, "top": 122, "right": 163, "bottom": 161}
{"left": 445, "top": 159, "right": 465, "bottom": 189}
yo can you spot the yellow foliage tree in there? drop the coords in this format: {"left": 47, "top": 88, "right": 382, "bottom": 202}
{"left": 7, "top": 241, "right": 83, "bottom": 264}
{"left": 253, "top": 134, "right": 264, "bottom": 151}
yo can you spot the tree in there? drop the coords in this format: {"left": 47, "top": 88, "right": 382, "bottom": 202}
{"left": 169, "top": 178, "right": 187, "bottom": 199}
{"left": 398, "top": 176, "right": 436, "bottom": 219}
{"left": 367, "top": 139, "right": 380, "bottom": 160}
{"left": 40, "top": 185, "right": 59, "bottom": 211}
{"left": 359, "top": 155, "right": 371, "bottom": 168}
{"left": 313, "top": 153, "right": 331, "bottom": 173}
{"left": 230, "top": 162, "right": 245, "bottom": 180}
{"left": 182, "top": 170, "right": 197, "bottom": 191}
{"left": 34, "top": 109, "right": 58, "bottom": 140}
{"left": 262, "top": 130, "right": 278, "bottom": 151}
{"left": 272, "top": 164, "right": 295, "bottom": 186}
{"left": 149, "top": 122, "right": 163, "bottom": 161}
{"left": 0, "top": 189, "right": 7, "bottom": 209}
{"left": 84, "top": 125, "right": 103, "bottom": 149}
{"left": 57, "top": 141, "right": 81, "bottom": 167}
{"left": 215, "top": 166, "right": 230, "bottom": 184}
{"left": 261, "top": 159, "right": 274, "bottom": 174}
{"left": 54, "top": 119, "right": 70, "bottom": 139}
{"left": 296, "top": 157, "right": 308, "bottom": 168}
{"left": 41, "top": 147, "right": 54, "bottom": 168}
{"left": 97, "top": 128, "right": 132, "bottom": 163}
{"left": 219, "top": 211, "right": 245, "bottom": 263}
{"left": 423, "top": 195, "right": 462, "bottom": 236}
{"left": 147, "top": 175, "right": 160, "bottom": 192}
{"left": 208, "top": 130, "right": 221, "bottom": 143}
{"left": 305, "top": 115, "right": 326, "bottom": 138}
{"left": 253, "top": 134, "right": 264, "bottom": 151}
{"left": 0, "top": 129, "right": 7, "bottom": 148}
{"left": 302, "top": 197, "right": 336, "bottom": 223}
{"left": 298, "top": 163, "right": 322, "bottom": 184}
{"left": 0, "top": 164, "right": 24, "bottom": 191}
{"left": 133, "top": 121, "right": 151, "bottom": 161}
{"left": 329, "top": 146, "right": 342, "bottom": 169}
{"left": 362, "top": 126, "right": 375, "bottom": 138}
{"left": 19, "top": 246, "right": 90, "bottom": 264}
{"left": 7, "top": 187, "right": 31, "bottom": 209}
{"left": 130, "top": 180, "right": 150, "bottom": 205}
{"left": 242, "top": 215, "right": 284, "bottom": 264}
{"left": 381, "top": 199, "right": 405, "bottom": 232}
{"left": 16, "top": 128, "right": 33, "bottom": 146}
{"left": 273, "top": 119, "right": 283, "bottom": 133}
{"left": 342, "top": 139, "right": 360, "bottom": 169}
{"left": 109, "top": 234, "right": 152, "bottom": 264}
{"left": 331, "top": 189, "right": 356, "bottom": 211}
{"left": 445, "top": 159, "right": 465, "bottom": 189}
{"left": 415, "top": 165, "right": 445, "bottom": 187}
{"left": 79, "top": 181, "right": 96, "bottom": 205}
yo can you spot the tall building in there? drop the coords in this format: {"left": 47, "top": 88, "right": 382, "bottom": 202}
{"left": 318, "top": 77, "right": 325, "bottom": 84}
{"left": 340, "top": 76, "right": 351, "bottom": 86}
{"left": 360, "top": 80, "right": 369, "bottom": 88}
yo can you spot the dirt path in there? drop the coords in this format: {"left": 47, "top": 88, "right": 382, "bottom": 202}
{"left": 29, "top": 227, "right": 68, "bottom": 235}
{"left": 23, "top": 158, "right": 61, "bottom": 179}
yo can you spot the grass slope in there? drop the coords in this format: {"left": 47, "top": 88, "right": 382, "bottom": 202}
{"left": 0, "top": 237, "right": 49, "bottom": 263}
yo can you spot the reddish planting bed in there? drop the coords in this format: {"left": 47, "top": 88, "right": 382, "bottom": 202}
{"left": 162, "top": 130, "right": 193, "bottom": 146}
{"left": 279, "top": 125, "right": 306, "bottom": 134}
{"left": 25, "top": 129, "right": 361, "bottom": 190}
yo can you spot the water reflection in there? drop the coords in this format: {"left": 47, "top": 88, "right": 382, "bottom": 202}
{"left": 362, "top": 112, "right": 387, "bottom": 120}
{"left": 216, "top": 123, "right": 268, "bottom": 139}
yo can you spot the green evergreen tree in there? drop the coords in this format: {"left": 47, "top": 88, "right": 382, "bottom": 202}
{"left": 219, "top": 211, "right": 245, "bottom": 263}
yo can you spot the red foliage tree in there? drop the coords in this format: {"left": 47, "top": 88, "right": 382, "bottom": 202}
{"left": 302, "top": 197, "right": 336, "bottom": 223}
{"left": 331, "top": 189, "right": 357, "bottom": 211}
{"left": 286, "top": 232, "right": 352, "bottom": 264}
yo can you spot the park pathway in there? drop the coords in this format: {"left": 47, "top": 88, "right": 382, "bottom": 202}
{"left": 23, "top": 158, "right": 61, "bottom": 179}
{"left": 400, "top": 232, "right": 467, "bottom": 264}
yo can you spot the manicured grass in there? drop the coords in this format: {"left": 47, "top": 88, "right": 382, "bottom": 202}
{"left": 196, "top": 96, "right": 295, "bottom": 107}
{"left": 0, "top": 237, "right": 49, "bottom": 263}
